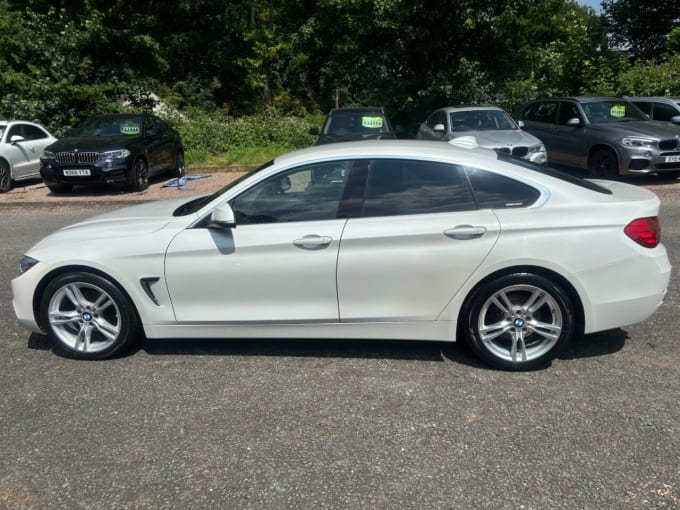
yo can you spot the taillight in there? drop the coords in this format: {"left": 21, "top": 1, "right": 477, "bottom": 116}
{"left": 624, "top": 217, "right": 660, "bottom": 248}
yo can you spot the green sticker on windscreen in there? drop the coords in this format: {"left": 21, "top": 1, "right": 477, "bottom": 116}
{"left": 610, "top": 105, "right": 626, "bottom": 118}
{"left": 361, "top": 116, "right": 383, "bottom": 129}
{"left": 119, "top": 121, "right": 141, "bottom": 135}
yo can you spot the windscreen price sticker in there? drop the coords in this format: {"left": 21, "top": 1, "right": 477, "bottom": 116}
{"left": 120, "top": 122, "right": 141, "bottom": 135}
{"left": 362, "top": 116, "right": 383, "bottom": 129}
{"left": 610, "top": 105, "right": 626, "bottom": 118}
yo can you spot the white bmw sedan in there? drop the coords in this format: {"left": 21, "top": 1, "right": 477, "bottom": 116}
{"left": 12, "top": 141, "right": 671, "bottom": 370}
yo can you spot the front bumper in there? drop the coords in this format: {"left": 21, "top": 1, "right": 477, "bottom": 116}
{"left": 40, "top": 158, "right": 133, "bottom": 186}
{"left": 619, "top": 146, "right": 680, "bottom": 175}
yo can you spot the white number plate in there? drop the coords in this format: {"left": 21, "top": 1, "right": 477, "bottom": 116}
{"left": 63, "top": 169, "right": 91, "bottom": 176}
{"left": 664, "top": 155, "right": 680, "bottom": 163}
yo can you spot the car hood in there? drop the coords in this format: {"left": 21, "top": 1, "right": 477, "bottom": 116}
{"left": 587, "top": 120, "right": 680, "bottom": 139}
{"left": 453, "top": 130, "right": 542, "bottom": 148}
{"left": 28, "top": 196, "right": 200, "bottom": 252}
{"left": 46, "top": 135, "right": 142, "bottom": 152}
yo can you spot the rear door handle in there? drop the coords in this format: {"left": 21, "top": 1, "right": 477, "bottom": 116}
{"left": 293, "top": 235, "right": 333, "bottom": 248}
{"left": 443, "top": 225, "right": 487, "bottom": 240}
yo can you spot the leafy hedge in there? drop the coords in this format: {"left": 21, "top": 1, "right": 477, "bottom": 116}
{"left": 163, "top": 110, "right": 319, "bottom": 164}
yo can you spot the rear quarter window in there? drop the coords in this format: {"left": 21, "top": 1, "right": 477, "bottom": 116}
{"left": 465, "top": 168, "right": 541, "bottom": 208}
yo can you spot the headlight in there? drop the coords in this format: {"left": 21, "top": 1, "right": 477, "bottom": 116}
{"left": 42, "top": 150, "right": 55, "bottom": 159}
{"left": 19, "top": 255, "right": 39, "bottom": 274}
{"left": 621, "top": 137, "right": 657, "bottom": 148}
{"left": 101, "top": 149, "right": 131, "bottom": 159}
{"left": 528, "top": 143, "right": 546, "bottom": 154}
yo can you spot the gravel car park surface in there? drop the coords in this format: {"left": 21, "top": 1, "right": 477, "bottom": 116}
{"left": 1, "top": 171, "right": 680, "bottom": 509}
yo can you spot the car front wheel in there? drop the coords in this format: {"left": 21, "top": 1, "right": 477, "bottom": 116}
{"left": 40, "top": 272, "right": 140, "bottom": 360}
{"left": 588, "top": 147, "right": 619, "bottom": 179}
{"left": 463, "top": 273, "right": 575, "bottom": 371}
{"left": 0, "top": 159, "right": 12, "bottom": 192}
{"left": 131, "top": 158, "right": 149, "bottom": 191}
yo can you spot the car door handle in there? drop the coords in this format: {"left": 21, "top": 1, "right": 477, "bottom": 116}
{"left": 443, "top": 225, "right": 487, "bottom": 240}
{"left": 293, "top": 235, "right": 333, "bottom": 248}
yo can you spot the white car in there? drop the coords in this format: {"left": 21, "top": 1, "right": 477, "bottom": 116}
{"left": 416, "top": 106, "right": 547, "bottom": 164}
{"left": 12, "top": 141, "right": 671, "bottom": 370}
{"left": 0, "top": 120, "right": 57, "bottom": 192}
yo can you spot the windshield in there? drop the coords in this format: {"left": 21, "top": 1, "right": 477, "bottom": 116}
{"left": 173, "top": 160, "right": 275, "bottom": 216}
{"left": 323, "top": 112, "right": 391, "bottom": 136}
{"left": 449, "top": 110, "right": 518, "bottom": 132}
{"left": 581, "top": 100, "right": 647, "bottom": 124}
{"left": 71, "top": 116, "right": 143, "bottom": 137}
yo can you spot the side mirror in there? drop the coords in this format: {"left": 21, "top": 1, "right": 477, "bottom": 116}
{"left": 671, "top": 115, "right": 680, "bottom": 125}
{"left": 517, "top": 120, "right": 525, "bottom": 128}
{"left": 309, "top": 127, "right": 320, "bottom": 136}
{"left": 433, "top": 123, "right": 446, "bottom": 132}
{"left": 10, "top": 135, "right": 25, "bottom": 144}
{"left": 566, "top": 118, "right": 583, "bottom": 127}
{"left": 210, "top": 203, "right": 236, "bottom": 229}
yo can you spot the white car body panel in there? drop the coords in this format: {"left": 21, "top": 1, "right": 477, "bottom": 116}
{"left": 0, "top": 120, "right": 57, "bottom": 181}
{"left": 11, "top": 141, "right": 671, "bottom": 353}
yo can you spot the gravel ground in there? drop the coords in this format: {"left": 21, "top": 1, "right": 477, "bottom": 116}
{"left": 0, "top": 171, "right": 245, "bottom": 206}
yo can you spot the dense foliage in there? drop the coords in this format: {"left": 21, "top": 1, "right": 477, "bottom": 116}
{"left": 1, "top": 0, "right": 678, "bottom": 162}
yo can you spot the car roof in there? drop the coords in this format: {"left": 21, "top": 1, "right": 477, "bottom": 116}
{"left": 530, "top": 96, "right": 630, "bottom": 104}
{"left": 329, "top": 107, "right": 386, "bottom": 115}
{"left": 436, "top": 105, "right": 504, "bottom": 113}
{"left": 625, "top": 96, "right": 680, "bottom": 102}
{"left": 273, "top": 139, "right": 499, "bottom": 167}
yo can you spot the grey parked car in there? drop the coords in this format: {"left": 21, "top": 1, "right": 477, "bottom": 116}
{"left": 416, "top": 106, "right": 547, "bottom": 164}
{"left": 626, "top": 97, "right": 680, "bottom": 125}
{"left": 518, "top": 97, "right": 680, "bottom": 179}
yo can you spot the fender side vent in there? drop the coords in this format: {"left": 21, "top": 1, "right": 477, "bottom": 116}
{"left": 140, "top": 277, "right": 161, "bottom": 306}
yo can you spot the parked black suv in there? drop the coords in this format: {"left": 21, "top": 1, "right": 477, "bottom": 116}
{"left": 310, "top": 107, "right": 397, "bottom": 145}
{"left": 41, "top": 113, "right": 184, "bottom": 193}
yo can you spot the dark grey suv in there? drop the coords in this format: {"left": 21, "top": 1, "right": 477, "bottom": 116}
{"left": 518, "top": 97, "right": 680, "bottom": 178}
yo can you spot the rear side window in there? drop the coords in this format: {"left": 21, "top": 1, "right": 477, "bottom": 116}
{"left": 465, "top": 168, "right": 540, "bottom": 208}
{"left": 523, "top": 101, "right": 558, "bottom": 124}
{"left": 361, "top": 159, "right": 476, "bottom": 217}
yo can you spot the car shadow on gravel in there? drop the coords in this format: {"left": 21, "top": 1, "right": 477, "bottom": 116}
{"left": 27, "top": 328, "right": 627, "bottom": 366}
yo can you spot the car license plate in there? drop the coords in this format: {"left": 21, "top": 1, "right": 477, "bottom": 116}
{"left": 63, "top": 169, "right": 91, "bottom": 176}
{"left": 664, "top": 155, "right": 680, "bottom": 163}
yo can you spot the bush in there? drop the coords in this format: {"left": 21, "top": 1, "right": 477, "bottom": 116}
{"left": 164, "top": 110, "right": 317, "bottom": 165}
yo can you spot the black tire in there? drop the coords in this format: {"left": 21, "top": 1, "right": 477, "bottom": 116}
{"left": 588, "top": 147, "right": 619, "bottom": 179}
{"left": 40, "top": 272, "right": 140, "bottom": 360}
{"left": 462, "top": 272, "right": 575, "bottom": 371}
{"left": 0, "top": 159, "right": 12, "bottom": 193}
{"left": 174, "top": 150, "right": 186, "bottom": 178}
{"left": 47, "top": 183, "right": 73, "bottom": 194}
{"left": 131, "top": 158, "right": 149, "bottom": 191}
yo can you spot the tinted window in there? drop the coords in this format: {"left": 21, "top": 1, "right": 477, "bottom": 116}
{"left": 23, "top": 124, "right": 48, "bottom": 140}
{"left": 557, "top": 103, "right": 582, "bottom": 125}
{"left": 652, "top": 102, "right": 680, "bottom": 121}
{"left": 581, "top": 100, "right": 646, "bottom": 122}
{"left": 466, "top": 168, "right": 540, "bottom": 208}
{"left": 361, "top": 159, "right": 476, "bottom": 217}
{"left": 230, "top": 161, "right": 351, "bottom": 224}
{"left": 427, "top": 110, "right": 447, "bottom": 130}
{"left": 632, "top": 101, "right": 652, "bottom": 115}
{"left": 523, "top": 101, "right": 558, "bottom": 123}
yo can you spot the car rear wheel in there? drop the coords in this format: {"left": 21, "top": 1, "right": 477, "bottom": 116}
{"left": 47, "top": 183, "right": 73, "bottom": 194}
{"left": 131, "top": 158, "right": 149, "bottom": 191}
{"left": 0, "top": 159, "right": 12, "bottom": 192}
{"left": 588, "top": 147, "right": 619, "bottom": 179}
{"left": 40, "top": 272, "right": 140, "bottom": 360}
{"left": 174, "top": 150, "right": 186, "bottom": 178}
{"left": 463, "top": 273, "right": 575, "bottom": 371}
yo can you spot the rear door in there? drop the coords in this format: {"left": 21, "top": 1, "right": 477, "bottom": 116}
{"left": 336, "top": 158, "right": 500, "bottom": 322}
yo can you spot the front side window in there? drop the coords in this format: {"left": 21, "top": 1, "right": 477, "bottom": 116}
{"left": 652, "top": 102, "right": 680, "bottom": 122}
{"left": 230, "top": 161, "right": 351, "bottom": 224}
{"left": 361, "top": 159, "right": 476, "bottom": 217}
{"left": 21, "top": 124, "right": 48, "bottom": 140}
